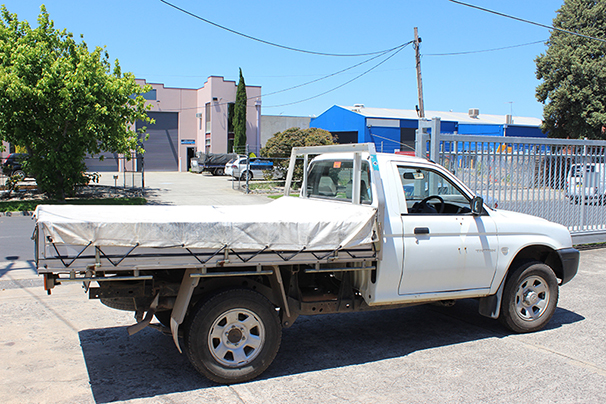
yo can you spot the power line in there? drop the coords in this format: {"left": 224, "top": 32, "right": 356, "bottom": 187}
{"left": 159, "top": 0, "right": 409, "bottom": 57}
{"left": 425, "top": 39, "right": 546, "bottom": 56}
{"left": 264, "top": 43, "right": 411, "bottom": 108}
{"left": 262, "top": 42, "right": 413, "bottom": 98}
{"left": 153, "top": 42, "right": 413, "bottom": 112}
{"left": 449, "top": 0, "right": 606, "bottom": 44}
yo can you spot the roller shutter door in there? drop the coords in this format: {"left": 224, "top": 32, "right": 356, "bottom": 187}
{"left": 136, "top": 112, "right": 179, "bottom": 171}
{"left": 85, "top": 152, "right": 120, "bottom": 172}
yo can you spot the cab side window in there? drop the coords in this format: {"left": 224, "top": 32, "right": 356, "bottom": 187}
{"left": 398, "top": 166, "right": 470, "bottom": 214}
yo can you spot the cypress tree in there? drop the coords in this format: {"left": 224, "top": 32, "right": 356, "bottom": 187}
{"left": 233, "top": 68, "right": 247, "bottom": 152}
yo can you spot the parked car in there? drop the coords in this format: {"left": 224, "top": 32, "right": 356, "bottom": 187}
{"left": 227, "top": 157, "right": 274, "bottom": 180}
{"left": 566, "top": 163, "right": 606, "bottom": 203}
{"left": 2, "top": 153, "right": 28, "bottom": 179}
{"left": 224, "top": 156, "right": 242, "bottom": 177}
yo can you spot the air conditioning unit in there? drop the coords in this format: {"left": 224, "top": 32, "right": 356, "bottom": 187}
{"left": 468, "top": 108, "right": 480, "bottom": 118}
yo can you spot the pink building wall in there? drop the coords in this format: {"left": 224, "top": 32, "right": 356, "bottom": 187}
{"left": 136, "top": 76, "right": 261, "bottom": 172}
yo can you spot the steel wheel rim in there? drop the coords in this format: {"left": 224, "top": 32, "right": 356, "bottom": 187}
{"left": 208, "top": 308, "right": 265, "bottom": 368}
{"left": 514, "top": 275, "right": 550, "bottom": 322}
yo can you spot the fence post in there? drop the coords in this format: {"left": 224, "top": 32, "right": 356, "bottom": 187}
{"left": 580, "top": 142, "right": 587, "bottom": 231}
{"left": 245, "top": 144, "right": 250, "bottom": 194}
{"left": 430, "top": 117, "right": 441, "bottom": 162}
{"left": 416, "top": 119, "right": 431, "bottom": 158}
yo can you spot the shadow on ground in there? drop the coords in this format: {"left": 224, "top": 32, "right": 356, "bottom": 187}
{"left": 79, "top": 301, "right": 584, "bottom": 403}
{"left": 142, "top": 187, "right": 171, "bottom": 205}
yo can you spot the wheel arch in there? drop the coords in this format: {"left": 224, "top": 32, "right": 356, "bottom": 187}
{"left": 479, "top": 244, "right": 562, "bottom": 319}
{"left": 507, "top": 245, "right": 563, "bottom": 283}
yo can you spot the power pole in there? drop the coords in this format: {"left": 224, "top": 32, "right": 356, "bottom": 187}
{"left": 414, "top": 27, "right": 425, "bottom": 118}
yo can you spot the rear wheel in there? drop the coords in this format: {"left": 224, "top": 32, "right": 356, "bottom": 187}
{"left": 213, "top": 168, "right": 225, "bottom": 176}
{"left": 499, "top": 262, "right": 558, "bottom": 333}
{"left": 240, "top": 171, "right": 252, "bottom": 181}
{"left": 12, "top": 170, "right": 25, "bottom": 180}
{"left": 184, "top": 289, "right": 281, "bottom": 384}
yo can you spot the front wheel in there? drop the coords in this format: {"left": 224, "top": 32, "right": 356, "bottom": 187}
{"left": 499, "top": 262, "right": 558, "bottom": 333}
{"left": 184, "top": 289, "right": 281, "bottom": 384}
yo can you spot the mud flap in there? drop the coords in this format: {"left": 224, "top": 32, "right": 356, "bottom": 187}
{"left": 478, "top": 277, "right": 506, "bottom": 319}
{"left": 170, "top": 269, "right": 200, "bottom": 353}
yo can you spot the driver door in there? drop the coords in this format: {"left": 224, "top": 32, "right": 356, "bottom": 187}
{"left": 396, "top": 165, "right": 499, "bottom": 295}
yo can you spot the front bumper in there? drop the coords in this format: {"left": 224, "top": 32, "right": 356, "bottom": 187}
{"left": 557, "top": 247, "right": 580, "bottom": 285}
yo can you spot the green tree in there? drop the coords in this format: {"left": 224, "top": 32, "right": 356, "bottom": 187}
{"left": 233, "top": 68, "right": 247, "bottom": 152}
{"left": 261, "top": 127, "right": 335, "bottom": 180}
{"left": 0, "top": 5, "right": 152, "bottom": 199}
{"left": 535, "top": 0, "right": 606, "bottom": 139}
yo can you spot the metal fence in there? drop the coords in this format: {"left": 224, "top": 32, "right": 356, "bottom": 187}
{"left": 84, "top": 156, "right": 145, "bottom": 189}
{"left": 418, "top": 130, "right": 606, "bottom": 240}
{"left": 1, "top": 156, "right": 145, "bottom": 192}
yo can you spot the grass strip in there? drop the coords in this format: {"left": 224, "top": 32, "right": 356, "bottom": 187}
{"left": 0, "top": 197, "right": 147, "bottom": 212}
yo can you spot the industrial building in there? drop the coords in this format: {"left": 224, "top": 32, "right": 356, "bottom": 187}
{"left": 84, "top": 76, "right": 262, "bottom": 173}
{"left": 310, "top": 105, "right": 545, "bottom": 154}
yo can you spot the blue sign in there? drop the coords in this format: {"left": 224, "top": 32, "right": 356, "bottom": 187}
{"left": 181, "top": 139, "right": 196, "bottom": 145}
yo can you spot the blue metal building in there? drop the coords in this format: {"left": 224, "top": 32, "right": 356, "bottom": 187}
{"left": 310, "top": 105, "right": 544, "bottom": 153}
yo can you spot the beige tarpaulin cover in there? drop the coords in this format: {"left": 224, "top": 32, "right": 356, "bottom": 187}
{"left": 35, "top": 197, "right": 377, "bottom": 251}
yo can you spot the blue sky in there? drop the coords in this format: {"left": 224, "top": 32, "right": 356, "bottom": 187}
{"left": 3, "top": 1, "right": 564, "bottom": 119}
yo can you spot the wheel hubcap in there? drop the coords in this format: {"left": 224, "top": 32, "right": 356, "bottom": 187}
{"left": 208, "top": 308, "right": 265, "bottom": 367}
{"left": 515, "top": 275, "right": 550, "bottom": 321}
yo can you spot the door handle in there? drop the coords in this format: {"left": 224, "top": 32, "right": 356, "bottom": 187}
{"left": 414, "top": 227, "right": 430, "bottom": 235}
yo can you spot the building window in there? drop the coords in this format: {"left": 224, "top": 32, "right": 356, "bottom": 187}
{"left": 131, "top": 89, "right": 157, "bottom": 100}
{"left": 227, "top": 102, "right": 235, "bottom": 153}
{"left": 205, "top": 103, "right": 211, "bottom": 133}
{"left": 205, "top": 134, "right": 211, "bottom": 153}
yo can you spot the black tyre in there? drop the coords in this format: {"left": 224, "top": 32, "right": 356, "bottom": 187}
{"left": 499, "top": 262, "right": 558, "bottom": 333}
{"left": 240, "top": 171, "right": 252, "bottom": 181}
{"left": 12, "top": 170, "right": 25, "bottom": 180}
{"left": 99, "top": 296, "right": 154, "bottom": 312}
{"left": 184, "top": 289, "right": 281, "bottom": 384}
{"left": 213, "top": 168, "right": 225, "bottom": 176}
{"left": 100, "top": 297, "right": 136, "bottom": 311}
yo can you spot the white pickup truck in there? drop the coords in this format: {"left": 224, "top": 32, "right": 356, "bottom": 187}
{"left": 35, "top": 143, "right": 579, "bottom": 384}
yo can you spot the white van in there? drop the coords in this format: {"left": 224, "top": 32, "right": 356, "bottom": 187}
{"left": 566, "top": 163, "right": 606, "bottom": 203}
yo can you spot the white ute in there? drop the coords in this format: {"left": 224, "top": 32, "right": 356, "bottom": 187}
{"left": 35, "top": 143, "right": 579, "bottom": 384}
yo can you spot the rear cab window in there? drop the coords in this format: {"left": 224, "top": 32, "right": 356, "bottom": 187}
{"left": 306, "top": 159, "right": 373, "bottom": 204}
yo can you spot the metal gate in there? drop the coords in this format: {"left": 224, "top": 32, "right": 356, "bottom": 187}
{"left": 417, "top": 121, "right": 606, "bottom": 242}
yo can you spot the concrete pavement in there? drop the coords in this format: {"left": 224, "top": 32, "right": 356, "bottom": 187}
{"left": 96, "top": 170, "right": 273, "bottom": 206}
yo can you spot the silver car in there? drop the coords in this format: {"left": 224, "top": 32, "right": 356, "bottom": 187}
{"left": 227, "top": 157, "right": 274, "bottom": 181}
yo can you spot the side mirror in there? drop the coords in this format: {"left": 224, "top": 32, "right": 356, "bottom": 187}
{"left": 471, "top": 196, "right": 484, "bottom": 215}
